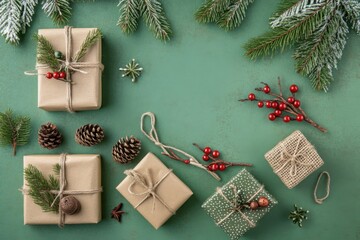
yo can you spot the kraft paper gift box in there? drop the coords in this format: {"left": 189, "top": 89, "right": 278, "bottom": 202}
{"left": 264, "top": 130, "right": 324, "bottom": 189}
{"left": 22, "top": 154, "right": 102, "bottom": 225}
{"left": 36, "top": 27, "right": 102, "bottom": 111}
{"left": 116, "top": 152, "right": 193, "bottom": 229}
{"left": 202, "top": 169, "right": 277, "bottom": 240}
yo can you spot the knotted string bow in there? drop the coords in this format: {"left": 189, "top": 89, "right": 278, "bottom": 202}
{"left": 274, "top": 136, "right": 315, "bottom": 177}
{"left": 25, "top": 26, "right": 104, "bottom": 112}
{"left": 125, "top": 169, "right": 175, "bottom": 214}
{"left": 216, "top": 184, "right": 264, "bottom": 227}
{"left": 140, "top": 112, "right": 220, "bottom": 181}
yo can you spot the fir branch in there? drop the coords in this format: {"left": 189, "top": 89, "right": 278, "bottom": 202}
{"left": 34, "top": 34, "right": 61, "bottom": 71}
{"left": 0, "top": 0, "right": 22, "bottom": 44}
{"left": 195, "top": 0, "right": 231, "bottom": 23}
{"left": 73, "top": 29, "right": 102, "bottom": 62}
{"left": 20, "top": 0, "right": 38, "bottom": 34}
{"left": 341, "top": 0, "right": 360, "bottom": 34}
{"left": 217, "top": 0, "right": 254, "bottom": 31}
{"left": 270, "top": 0, "right": 302, "bottom": 23}
{"left": 244, "top": 2, "right": 331, "bottom": 59}
{"left": 0, "top": 109, "right": 30, "bottom": 156}
{"left": 141, "top": 0, "right": 172, "bottom": 41}
{"left": 24, "top": 164, "right": 59, "bottom": 213}
{"left": 117, "top": 0, "right": 141, "bottom": 34}
{"left": 42, "top": 0, "right": 71, "bottom": 25}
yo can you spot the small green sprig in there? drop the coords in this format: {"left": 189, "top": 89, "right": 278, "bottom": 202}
{"left": 73, "top": 29, "right": 102, "bottom": 62}
{"left": 24, "top": 164, "right": 61, "bottom": 213}
{"left": 0, "top": 109, "right": 31, "bottom": 156}
{"left": 289, "top": 204, "right": 309, "bottom": 227}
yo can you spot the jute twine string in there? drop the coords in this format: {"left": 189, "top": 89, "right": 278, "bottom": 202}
{"left": 124, "top": 169, "right": 175, "bottom": 214}
{"left": 216, "top": 184, "right": 264, "bottom": 227}
{"left": 25, "top": 26, "right": 104, "bottom": 112}
{"left": 314, "top": 171, "right": 330, "bottom": 204}
{"left": 140, "top": 112, "right": 220, "bottom": 181}
{"left": 21, "top": 153, "right": 102, "bottom": 228}
{"left": 275, "top": 136, "right": 315, "bottom": 177}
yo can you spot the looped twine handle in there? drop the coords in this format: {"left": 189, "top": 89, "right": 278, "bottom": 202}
{"left": 275, "top": 137, "right": 315, "bottom": 177}
{"left": 314, "top": 171, "right": 330, "bottom": 204}
{"left": 125, "top": 169, "right": 175, "bottom": 215}
{"left": 140, "top": 112, "right": 220, "bottom": 181}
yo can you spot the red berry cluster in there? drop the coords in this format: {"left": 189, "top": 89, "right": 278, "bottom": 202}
{"left": 240, "top": 79, "right": 327, "bottom": 132}
{"left": 45, "top": 71, "right": 67, "bottom": 80}
{"left": 248, "top": 196, "right": 270, "bottom": 210}
{"left": 201, "top": 147, "right": 227, "bottom": 171}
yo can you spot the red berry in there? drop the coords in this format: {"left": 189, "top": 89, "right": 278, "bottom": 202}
{"left": 203, "top": 147, "right": 212, "bottom": 155}
{"left": 212, "top": 150, "right": 220, "bottom": 158}
{"left": 258, "top": 197, "right": 270, "bottom": 207}
{"left": 53, "top": 72, "right": 60, "bottom": 79}
{"left": 287, "top": 97, "right": 295, "bottom": 104}
{"left": 274, "top": 109, "right": 282, "bottom": 116}
{"left": 283, "top": 115, "right": 291, "bottom": 122}
{"left": 263, "top": 85, "right": 271, "bottom": 94}
{"left": 290, "top": 84, "right": 299, "bottom": 93}
{"left": 278, "top": 102, "right": 287, "bottom": 110}
{"left": 184, "top": 159, "right": 190, "bottom": 164}
{"left": 268, "top": 113, "right": 276, "bottom": 121}
{"left": 202, "top": 155, "right": 210, "bottom": 161}
{"left": 293, "top": 100, "right": 301, "bottom": 108}
{"left": 219, "top": 164, "right": 226, "bottom": 171}
{"left": 296, "top": 114, "right": 304, "bottom": 122}
{"left": 257, "top": 101, "right": 264, "bottom": 108}
{"left": 271, "top": 102, "right": 279, "bottom": 109}
{"left": 45, "top": 72, "right": 53, "bottom": 79}
{"left": 265, "top": 101, "right": 272, "bottom": 108}
{"left": 209, "top": 163, "right": 219, "bottom": 171}
{"left": 59, "top": 71, "right": 66, "bottom": 79}
{"left": 248, "top": 93, "right": 256, "bottom": 101}
{"left": 249, "top": 201, "right": 259, "bottom": 210}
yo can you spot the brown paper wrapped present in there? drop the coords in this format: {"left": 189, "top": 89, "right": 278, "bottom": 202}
{"left": 22, "top": 154, "right": 102, "bottom": 225}
{"left": 36, "top": 27, "right": 102, "bottom": 111}
{"left": 265, "top": 130, "right": 324, "bottom": 189}
{"left": 116, "top": 152, "right": 193, "bottom": 229}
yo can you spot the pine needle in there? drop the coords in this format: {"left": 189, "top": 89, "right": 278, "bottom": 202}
{"left": 0, "top": 109, "right": 31, "bottom": 156}
{"left": 117, "top": 0, "right": 141, "bottom": 34}
{"left": 0, "top": 0, "right": 22, "bottom": 44}
{"left": 34, "top": 33, "right": 61, "bottom": 71}
{"left": 20, "top": 0, "right": 38, "bottom": 34}
{"left": 42, "top": 0, "right": 71, "bottom": 26}
{"left": 73, "top": 29, "right": 102, "bottom": 62}
{"left": 24, "top": 164, "right": 60, "bottom": 213}
{"left": 217, "top": 0, "right": 254, "bottom": 31}
{"left": 141, "top": 0, "right": 172, "bottom": 41}
{"left": 195, "top": 0, "right": 231, "bottom": 23}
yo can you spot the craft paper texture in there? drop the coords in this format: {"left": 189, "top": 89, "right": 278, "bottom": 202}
{"left": 116, "top": 152, "right": 193, "bottom": 229}
{"left": 37, "top": 28, "right": 102, "bottom": 111}
{"left": 23, "top": 154, "right": 102, "bottom": 224}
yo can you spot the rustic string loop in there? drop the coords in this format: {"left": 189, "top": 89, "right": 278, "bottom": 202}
{"left": 124, "top": 169, "right": 175, "bottom": 214}
{"left": 314, "top": 171, "right": 331, "bottom": 204}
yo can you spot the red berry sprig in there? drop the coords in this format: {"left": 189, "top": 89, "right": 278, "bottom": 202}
{"left": 239, "top": 78, "right": 327, "bottom": 133}
{"left": 45, "top": 71, "right": 68, "bottom": 82}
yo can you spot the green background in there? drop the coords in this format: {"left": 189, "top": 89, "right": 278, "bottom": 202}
{"left": 0, "top": 1, "right": 359, "bottom": 239}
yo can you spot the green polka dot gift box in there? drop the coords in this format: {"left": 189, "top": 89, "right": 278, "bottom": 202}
{"left": 202, "top": 169, "right": 277, "bottom": 240}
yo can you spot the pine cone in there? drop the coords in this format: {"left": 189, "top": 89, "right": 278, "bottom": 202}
{"left": 75, "top": 124, "right": 104, "bottom": 146}
{"left": 112, "top": 136, "right": 141, "bottom": 164}
{"left": 38, "top": 122, "right": 62, "bottom": 149}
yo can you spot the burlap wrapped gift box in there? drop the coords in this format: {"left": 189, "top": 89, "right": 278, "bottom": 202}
{"left": 36, "top": 28, "right": 102, "bottom": 111}
{"left": 23, "top": 154, "right": 102, "bottom": 225}
{"left": 265, "top": 130, "right": 324, "bottom": 189}
{"left": 202, "top": 169, "right": 277, "bottom": 240}
{"left": 116, "top": 152, "right": 193, "bottom": 229}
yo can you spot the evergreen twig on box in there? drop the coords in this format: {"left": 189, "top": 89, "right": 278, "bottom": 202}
{"left": 24, "top": 164, "right": 61, "bottom": 213}
{"left": 244, "top": 0, "right": 360, "bottom": 92}
{"left": 0, "top": 109, "right": 31, "bottom": 156}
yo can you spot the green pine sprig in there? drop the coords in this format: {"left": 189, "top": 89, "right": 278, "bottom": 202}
{"left": 244, "top": 0, "right": 360, "bottom": 92}
{"left": 34, "top": 33, "right": 61, "bottom": 71}
{"left": 73, "top": 29, "right": 102, "bottom": 62}
{"left": 42, "top": 0, "right": 71, "bottom": 26}
{"left": 0, "top": 109, "right": 31, "bottom": 156}
{"left": 117, "top": 0, "right": 141, "bottom": 34}
{"left": 24, "top": 164, "right": 61, "bottom": 213}
{"left": 289, "top": 204, "right": 309, "bottom": 227}
{"left": 195, "top": 0, "right": 231, "bottom": 23}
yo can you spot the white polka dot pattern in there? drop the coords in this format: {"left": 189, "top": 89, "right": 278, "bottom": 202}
{"left": 202, "top": 169, "right": 278, "bottom": 240}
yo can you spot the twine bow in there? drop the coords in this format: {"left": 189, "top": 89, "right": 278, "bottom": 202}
{"left": 140, "top": 112, "right": 220, "bottom": 181}
{"left": 216, "top": 184, "right": 264, "bottom": 227}
{"left": 25, "top": 26, "right": 104, "bottom": 112}
{"left": 125, "top": 169, "right": 175, "bottom": 214}
{"left": 274, "top": 137, "right": 315, "bottom": 177}
{"left": 21, "top": 153, "right": 103, "bottom": 228}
